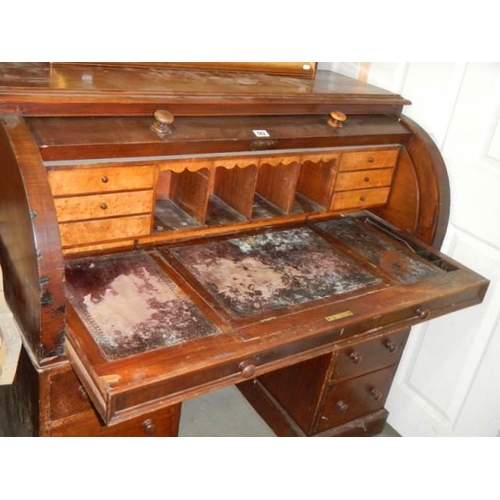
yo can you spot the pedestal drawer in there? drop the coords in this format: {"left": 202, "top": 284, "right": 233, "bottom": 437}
{"left": 317, "top": 365, "right": 397, "bottom": 432}
{"left": 330, "top": 328, "right": 410, "bottom": 383}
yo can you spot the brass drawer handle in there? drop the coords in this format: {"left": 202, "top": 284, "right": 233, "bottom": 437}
{"left": 101, "top": 176, "right": 109, "bottom": 184}
{"left": 349, "top": 351, "right": 363, "bottom": 364}
{"left": 100, "top": 202, "right": 108, "bottom": 210}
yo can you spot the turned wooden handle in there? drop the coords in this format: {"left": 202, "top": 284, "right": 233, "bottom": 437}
{"left": 327, "top": 110, "right": 347, "bottom": 128}
{"left": 238, "top": 361, "right": 256, "bottom": 378}
{"left": 152, "top": 109, "right": 175, "bottom": 136}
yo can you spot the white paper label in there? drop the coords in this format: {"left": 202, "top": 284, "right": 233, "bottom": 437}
{"left": 253, "top": 130, "right": 270, "bottom": 138}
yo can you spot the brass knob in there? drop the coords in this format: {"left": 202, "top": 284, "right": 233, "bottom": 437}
{"left": 349, "top": 351, "right": 363, "bottom": 364}
{"left": 142, "top": 419, "right": 157, "bottom": 435}
{"left": 100, "top": 202, "right": 108, "bottom": 210}
{"left": 327, "top": 110, "right": 347, "bottom": 129}
{"left": 370, "top": 388, "right": 382, "bottom": 400}
{"left": 238, "top": 361, "right": 256, "bottom": 378}
{"left": 152, "top": 109, "right": 175, "bottom": 136}
{"left": 336, "top": 401, "right": 349, "bottom": 413}
{"left": 101, "top": 176, "right": 109, "bottom": 183}
{"left": 385, "top": 340, "right": 396, "bottom": 353}
{"left": 417, "top": 307, "right": 431, "bottom": 320}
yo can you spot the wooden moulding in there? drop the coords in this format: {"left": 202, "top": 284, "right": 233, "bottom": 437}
{"left": 52, "top": 62, "right": 319, "bottom": 79}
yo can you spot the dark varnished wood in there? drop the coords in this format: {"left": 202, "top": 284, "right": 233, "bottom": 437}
{"left": 0, "top": 116, "right": 66, "bottom": 362}
{"left": 29, "top": 114, "right": 411, "bottom": 161}
{"left": 0, "top": 63, "right": 488, "bottom": 437}
{"left": 0, "top": 63, "right": 409, "bottom": 117}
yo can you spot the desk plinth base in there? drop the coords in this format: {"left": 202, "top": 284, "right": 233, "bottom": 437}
{"left": 238, "top": 378, "right": 389, "bottom": 437}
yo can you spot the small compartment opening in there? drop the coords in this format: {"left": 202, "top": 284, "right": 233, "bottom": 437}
{"left": 154, "top": 168, "right": 211, "bottom": 231}
{"left": 294, "top": 157, "right": 338, "bottom": 214}
{"left": 253, "top": 159, "right": 301, "bottom": 217}
{"left": 205, "top": 165, "right": 258, "bottom": 226}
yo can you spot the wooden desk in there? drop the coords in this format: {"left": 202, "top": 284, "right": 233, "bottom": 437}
{"left": 0, "top": 63, "right": 489, "bottom": 436}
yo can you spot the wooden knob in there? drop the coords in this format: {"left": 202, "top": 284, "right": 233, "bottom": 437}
{"left": 100, "top": 202, "right": 108, "bottom": 210}
{"left": 349, "top": 351, "right": 363, "bottom": 364}
{"left": 238, "top": 361, "right": 256, "bottom": 378}
{"left": 77, "top": 385, "right": 89, "bottom": 402}
{"left": 370, "top": 388, "right": 382, "bottom": 400}
{"left": 101, "top": 176, "right": 109, "bottom": 183}
{"left": 327, "top": 110, "right": 347, "bottom": 128}
{"left": 368, "top": 157, "right": 374, "bottom": 162}
{"left": 142, "top": 419, "right": 157, "bottom": 435}
{"left": 417, "top": 307, "right": 431, "bottom": 320}
{"left": 336, "top": 400, "right": 349, "bottom": 413}
{"left": 385, "top": 340, "right": 396, "bottom": 353}
{"left": 360, "top": 196, "right": 367, "bottom": 202}
{"left": 152, "top": 109, "right": 175, "bottom": 136}
{"left": 364, "top": 176, "right": 370, "bottom": 182}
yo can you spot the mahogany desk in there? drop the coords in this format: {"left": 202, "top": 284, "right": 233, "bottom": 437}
{"left": 0, "top": 63, "right": 488, "bottom": 436}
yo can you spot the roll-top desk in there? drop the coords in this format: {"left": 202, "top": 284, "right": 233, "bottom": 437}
{"left": 0, "top": 63, "right": 489, "bottom": 436}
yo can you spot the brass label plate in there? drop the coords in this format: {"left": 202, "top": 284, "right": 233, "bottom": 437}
{"left": 325, "top": 310, "right": 354, "bottom": 322}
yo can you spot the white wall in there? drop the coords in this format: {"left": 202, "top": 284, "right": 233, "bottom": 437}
{"left": 324, "top": 63, "right": 500, "bottom": 436}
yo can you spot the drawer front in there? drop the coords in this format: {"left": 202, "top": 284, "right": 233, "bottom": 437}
{"left": 330, "top": 328, "right": 410, "bottom": 383}
{"left": 48, "top": 165, "right": 155, "bottom": 196}
{"left": 317, "top": 365, "right": 397, "bottom": 432}
{"left": 339, "top": 149, "right": 399, "bottom": 171}
{"left": 59, "top": 214, "right": 151, "bottom": 247}
{"left": 335, "top": 168, "right": 394, "bottom": 191}
{"left": 54, "top": 190, "right": 154, "bottom": 222}
{"left": 331, "top": 187, "right": 390, "bottom": 211}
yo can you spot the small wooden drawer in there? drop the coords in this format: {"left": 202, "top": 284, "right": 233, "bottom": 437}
{"left": 59, "top": 214, "right": 151, "bottom": 247}
{"left": 331, "top": 187, "right": 390, "bottom": 211}
{"left": 47, "top": 365, "right": 181, "bottom": 437}
{"left": 334, "top": 168, "right": 394, "bottom": 192}
{"left": 316, "top": 365, "right": 397, "bottom": 432}
{"left": 54, "top": 190, "right": 154, "bottom": 222}
{"left": 48, "top": 165, "right": 155, "bottom": 196}
{"left": 330, "top": 328, "right": 410, "bottom": 383}
{"left": 339, "top": 149, "right": 399, "bottom": 171}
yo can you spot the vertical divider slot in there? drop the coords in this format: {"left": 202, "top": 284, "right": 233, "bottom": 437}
{"left": 255, "top": 157, "right": 301, "bottom": 215}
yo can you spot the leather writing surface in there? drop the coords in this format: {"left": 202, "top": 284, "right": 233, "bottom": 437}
{"left": 66, "top": 251, "right": 219, "bottom": 361}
